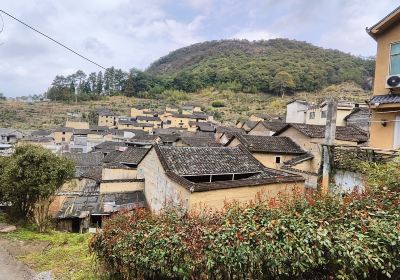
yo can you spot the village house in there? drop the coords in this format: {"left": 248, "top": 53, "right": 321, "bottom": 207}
{"left": 285, "top": 100, "right": 309, "bottom": 124}
{"left": 248, "top": 121, "right": 287, "bottom": 136}
{"left": 181, "top": 103, "right": 202, "bottom": 115}
{"left": 137, "top": 145, "right": 305, "bottom": 212}
{"left": 249, "top": 113, "right": 283, "bottom": 122}
{"left": 0, "top": 128, "right": 25, "bottom": 144}
{"left": 117, "top": 118, "right": 154, "bottom": 132}
{"left": 273, "top": 123, "right": 368, "bottom": 187}
{"left": 305, "top": 101, "right": 365, "bottom": 126}
{"left": 97, "top": 108, "right": 117, "bottom": 127}
{"left": 53, "top": 127, "right": 74, "bottom": 144}
{"left": 367, "top": 6, "right": 400, "bottom": 149}
{"left": 54, "top": 147, "right": 149, "bottom": 232}
{"left": 135, "top": 115, "right": 162, "bottom": 128}
{"left": 215, "top": 126, "right": 246, "bottom": 145}
{"left": 236, "top": 120, "right": 259, "bottom": 132}
{"left": 165, "top": 113, "right": 208, "bottom": 129}
{"left": 343, "top": 107, "right": 370, "bottom": 132}
{"left": 226, "top": 134, "right": 306, "bottom": 170}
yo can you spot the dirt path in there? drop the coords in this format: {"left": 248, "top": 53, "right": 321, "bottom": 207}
{"left": 0, "top": 245, "right": 35, "bottom": 280}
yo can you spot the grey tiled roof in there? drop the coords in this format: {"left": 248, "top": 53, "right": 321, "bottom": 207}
{"left": 235, "top": 134, "right": 305, "bottom": 154}
{"left": 157, "top": 145, "right": 265, "bottom": 176}
{"left": 57, "top": 191, "right": 146, "bottom": 218}
{"left": 112, "top": 147, "right": 150, "bottom": 165}
{"left": 258, "top": 121, "right": 287, "bottom": 132}
{"left": 154, "top": 145, "right": 305, "bottom": 192}
{"left": 275, "top": 124, "right": 368, "bottom": 143}
{"left": 369, "top": 94, "right": 400, "bottom": 104}
{"left": 94, "top": 141, "right": 127, "bottom": 151}
{"left": 63, "top": 152, "right": 104, "bottom": 167}
{"left": 179, "top": 136, "right": 221, "bottom": 147}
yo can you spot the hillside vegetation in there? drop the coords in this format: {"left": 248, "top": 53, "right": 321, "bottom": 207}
{"left": 43, "top": 39, "right": 374, "bottom": 102}
{"left": 147, "top": 39, "right": 375, "bottom": 93}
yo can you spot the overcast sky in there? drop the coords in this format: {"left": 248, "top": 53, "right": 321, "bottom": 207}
{"left": 0, "top": 0, "right": 398, "bottom": 97}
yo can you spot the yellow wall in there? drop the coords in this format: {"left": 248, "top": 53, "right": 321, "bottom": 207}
{"left": 373, "top": 23, "right": 400, "bottom": 95}
{"left": 102, "top": 168, "right": 138, "bottom": 180}
{"left": 166, "top": 116, "right": 191, "bottom": 129}
{"left": 305, "top": 107, "right": 351, "bottom": 126}
{"left": 189, "top": 182, "right": 304, "bottom": 211}
{"left": 54, "top": 131, "right": 73, "bottom": 144}
{"left": 139, "top": 148, "right": 304, "bottom": 213}
{"left": 252, "top": 153, "right": 296, "bottom": 169}
{"left": 98, "top": 115, "right": 116, "bottom": 127}
{"left": 369, "top": 110, "right": 400, "bottom": 149}
{"left": 117, "top": 124, "right": 153, "bottom": 132}
{"left": 131, "top": 108, "right": 144, "bottom": 117}
{"left": 100, "top": 181, "right": 144, "bottom": 193}
{"left": 65, "top": 121, "right": 89, "bottom": 129}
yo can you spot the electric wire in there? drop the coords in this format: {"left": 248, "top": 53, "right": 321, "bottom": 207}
{"left": 0, "top": 9, "right": 107, "bottom": 70}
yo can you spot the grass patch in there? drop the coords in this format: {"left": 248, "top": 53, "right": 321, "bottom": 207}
{"left": 3, "top": 226, "right": 101, "bottom": 280}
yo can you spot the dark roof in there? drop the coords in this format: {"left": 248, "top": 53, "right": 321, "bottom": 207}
{"left": 31, "top": 130, "right": 52, "bottom": 137}
{"left": 172, "top": 113, "right": 207, "bottom": 120}
{"left": 128, "top": 134, "right": 159, "bottom": 144}
{"left": 154, "top": 145, "right": 304, "bottom": 192}
{"left": 196, "top": 122, "right": 215, "bottom": 132}
{"left": 344, "top": 107, "right": 370, "bottom": 121}
{"left": 57, "top": 191, "right": 146, "bottom": 218}
{"left": 94, "top": 141, "right": 127, "bottom": 151}
{"left": 283, "top": 153, "right": 314, "bottom": 166}
{"left": 136, "top": 116, "right": 161, "bottom": 121}
{"left": 274, "top": 124, "right": 368, "bottom": 143}
{"left": 118, "top": 120, "right": 154, "bottom": 127}
{"left": 109, "top": 147, "right": 150, "bottom": 166}
{"left": 54, "top": 127, "right": 74, "bottom": 132}
{"left": 257, "top": 121, "right": 288, "bottom": 132}
{"left": 63, "top": 152, "right": 104, "bottom": 167}
{"left": 179, "top": 136, "right": 221, "bottom": 147}
{"left": 234, "top": 134, "right": 305, "bottom": 154}
{"left": 97, "top": 108, "right": 115, "bottom": 116}
{"left": 242, "top": 120, "right": 258, "bottom": 131}
{"left": 157, "top": 145, "right": 265, "bottom": 176}
{"left": 80, "top": 166, "right": 103, "bottom": 181}
{"left": 215, "top": 126, "right": 245, "bottom": 134}
{"left": 158, "top": 134, "right": 181, "bottom": 143}
{"left": 370, "top": 94, "right": 400, "bottom": 105}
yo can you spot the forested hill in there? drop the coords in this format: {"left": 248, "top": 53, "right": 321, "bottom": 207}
{"left": 146, "top": 39, "right": 375, "bottom": 93}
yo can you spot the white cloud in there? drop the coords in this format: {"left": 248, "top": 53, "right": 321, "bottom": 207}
{"left": 231, "top": 29, "right": 277, "bottom": 41}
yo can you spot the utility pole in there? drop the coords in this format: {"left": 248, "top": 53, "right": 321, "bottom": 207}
{"left": 321, "top": 98, "right": 337, "bottom": 195}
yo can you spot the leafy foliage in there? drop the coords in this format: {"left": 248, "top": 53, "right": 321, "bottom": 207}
{"left": 45, "top": 39, "right": 374, "bottom": 102}
{"left": 91, "top": 159, "right": 400, "bottom": 280}
{"left": 147, "top": 39, "right": 375, "bottom": 93}
{"left": 0, "top": 145, "right": 74, "bottom": 231}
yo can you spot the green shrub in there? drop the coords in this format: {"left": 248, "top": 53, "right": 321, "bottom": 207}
{"left": 211, "top": 100, "right": 226, "bottom": 108}
{"left": 90, "top": 160, "right": 400, "bottom": 280}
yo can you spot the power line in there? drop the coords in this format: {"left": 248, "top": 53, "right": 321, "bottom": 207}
{"left": 0, "top": 9, "right": 107, "bottom": 70}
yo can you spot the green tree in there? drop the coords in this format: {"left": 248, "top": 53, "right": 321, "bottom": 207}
{"left": 0, "top": 93, "right": 6, "bottom": 101}
{"left": 270, "top": 71, "right": 295, "bottom": 97}
{"left": 0, "top": 145, "right": 74, "bottom": 232}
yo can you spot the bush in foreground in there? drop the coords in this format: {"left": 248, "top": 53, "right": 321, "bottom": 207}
{"left": 90, "top": 161, "right": 400, "bottom": 280}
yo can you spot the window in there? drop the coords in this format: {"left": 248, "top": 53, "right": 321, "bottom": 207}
{"left": 275, "top": 156, "right": 281, "bottom": 164}
{"left": 61, "top": 137, "right": 65, "bottom": 142}
{"left": 390, "top": 42, "right": 400, "bottom": 75}
{"left": 309, "top": 112, "right": 315, "bottom": 119}
{"left": 321, "top": 110, "right": 327, "bottom": 119}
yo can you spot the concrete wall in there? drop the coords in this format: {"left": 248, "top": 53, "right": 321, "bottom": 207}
{"left": 369, "top": 110, "right": 400, "bottom": 149}
{"left": 138, "top": 149, "right": 191, "bottom": 212}
{"left": 373, "top": 23, "right": 400, "bottom": 94}
{"left": 100, "top": 181, "right": 144, "bottom": 193}
{"left": 102, "top": 168, "right": 138, "bottom": 180}
{"left": 286, "top": 102, "right": 307, "bottom": 124}
{"left": 189, "top": 182, "right": 304, "bottom": 211}
{"left": 138, "top": 148, "right": 305, "bottom": 213}
{"left": 54, "top": 131, "right": 73, "bottom": 144}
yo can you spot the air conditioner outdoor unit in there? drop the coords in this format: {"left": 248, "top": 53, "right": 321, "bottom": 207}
{"left": 386, "top": 75, "right": 400, "bottom": 88}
